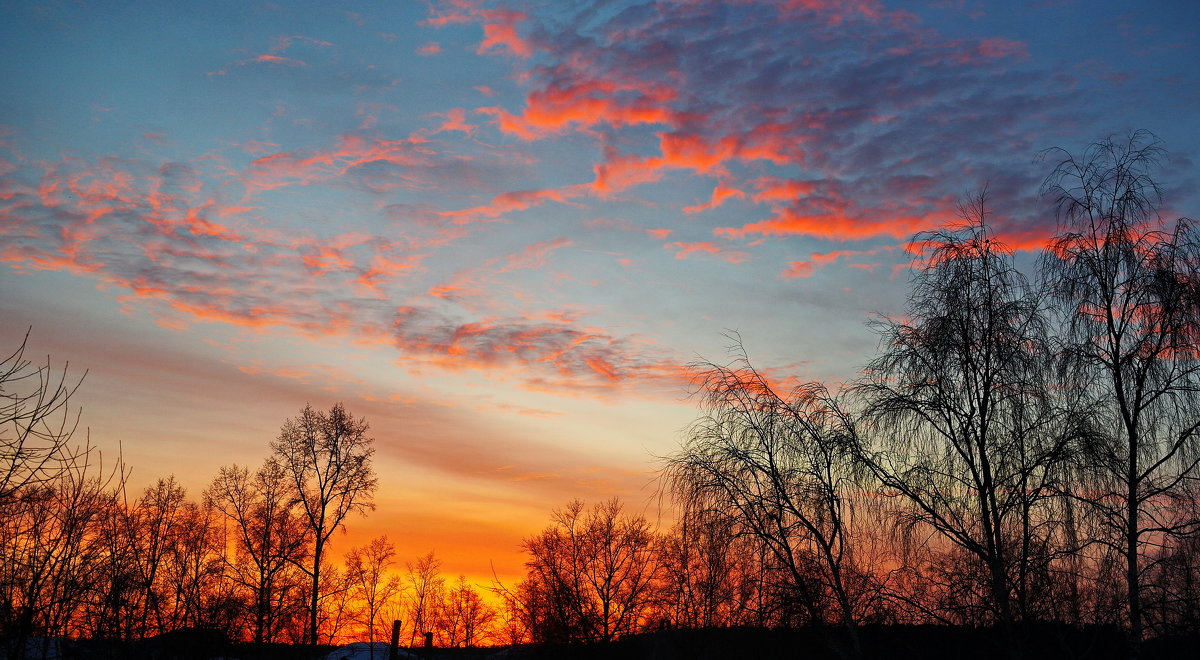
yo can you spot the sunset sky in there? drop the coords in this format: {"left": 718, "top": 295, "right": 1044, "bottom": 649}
{"left": 2, "top": 0, "right": 1198, "bottom": 587}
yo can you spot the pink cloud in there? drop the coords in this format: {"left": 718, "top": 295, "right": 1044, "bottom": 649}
{"left": 245, "top": 134, "right": 434, "bottom": 191}
{"left": 780, "top": 245, "right": 901, "bottom": 278}
{"left": 668, "top": 241, "right": 749, "bottom": 264}
{"left": 433, "top": 108, "right": 476, "bottom": 135}
{"left": 977, "top": 37, "right": 1029, "bottom": 59}
{"left": 423, "top": 0, "right": 533, "bottom": 58}
{"left": 428, "top": 238, "right": 571, "bottom": 303}
{"left": 480, "top": 78, "right": 677, "bottom": 140}
{"left": 477, "top": 9, "right": 532, "bottom": 58}
{"left": 254, "top": 54, "right": 307, "bottom": 66}
{"left": 683, "top": 181, "right": 746, "bottom": 214}
{"left": 438, "top": 185, "right": 587, "bottom": 224}
{"left": 392, "top": 307, "right": 689, "bottom": 393}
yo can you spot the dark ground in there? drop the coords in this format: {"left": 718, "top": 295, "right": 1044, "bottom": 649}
{"left": 15, "top": 624, "right": 1199, "bottom": 660}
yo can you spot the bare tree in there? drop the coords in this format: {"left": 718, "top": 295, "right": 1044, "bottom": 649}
{"left": 1, "top": 329, "right": 87, "bottom": 505}
{"left": 131, "top": 476, "right": 188, "bottom": 637}
{"left": 1040, "top": 130, "right": 1200, "bottom": 654}
{"left": 520, "top": 498, "right": 660, "bottom": 644}
{"left": 160, "top": 499, "right": 222, "bottom": 632}
{"left": 205, "top": 458, "right": 309, "bottom": 643}
{"left": 436, "top": 575, "right": 495, "bottom": 648}
{"left": 405, "top": 551, "right": 443, "bottom": 647}
{"left": 851, "top": 195, "right": 1070, "bottom": 657}
{"left": 666, "top": 346, "right": 864, "bottom": 655}
{"left": 345, "top": 535, "right": 403, "bottom": 654}
{"left": 0, "top": 446, "right": 114, "bottom": 659}
{"left": 316, "top": 560, "right": 356, "bottom": 644}
{"left": 657, "top": 508, "right": 759, "bottom": 629}
{"left": 271, "top": 403, "right": 377, "bottom": 645}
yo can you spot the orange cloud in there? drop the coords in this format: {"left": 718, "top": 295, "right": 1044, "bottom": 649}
{"left": 592, "top": 128, "right": 818, "bottom": 196}
{"left": 423, "top": 1, "right": 532, "bottom": 58}
{"left": 717, "top": 202, "right": 958, "bottom": 242}
{"left": 439, "top": 185, "right": 585, "bottom": 224}
{"left": 477, "top": 9, "right": 532, "bottom": 58}
{"left": 392, "top": 307, "right": 688, "bottom": 393}
{"left": 254, "top": 54, "right": 307, "bottom": 66}
{"left": 434, "top": 108, "right": 475, "bottom": 135}
{"left": 591, "top": 152, "right": 665, "bottom": 195}
{"left": 668, "top": 241, "right": 749, "bottom": 264}
{"left": 781, "top": 245, "right": 901, "bottom": 278}
{"left": 246, "top": 134, "right": 432, "bottom": 191}
{"left": 683, "top": 181, "right": 746, "bottom": 214}
{"left": 499, "top": 237, "right": 572, "bottom": 272}
{"left": 751, "top": 177, "right": 821, "bottom": 203}
{"left": 481, "top": 79, "right": 677, "bottom": 139}
{"left": 428, "top": 238, "right": 571, "bottom": 303}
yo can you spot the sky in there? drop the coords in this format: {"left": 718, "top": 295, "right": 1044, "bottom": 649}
{"left": 2, "top": 0, "right": 1198, "bottom": 587}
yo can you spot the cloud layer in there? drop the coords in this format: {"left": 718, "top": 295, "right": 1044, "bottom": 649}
{"left": 2, "top": 0, "right": 1193, "bottom": 396}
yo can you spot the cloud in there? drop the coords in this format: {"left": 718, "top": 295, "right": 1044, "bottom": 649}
{"left": 1, "top": 149, "right": 674, "bottom": 393}
{"left": 480, "top": 78, "right": 677, "bottom": 140}
{"left": 451, "top": 0, "right": 1074, "bottom": 249}
{"left": 244, "top": 134, "right": 437, "bottom": 192}
{"left": 2, "top": 0, "right": 1143, "bottom": 409}
{"left": 428, "top": 237, "right": 573, "bottom": 303}
{"left": 432, "top": 108, "right": 476, "bottom": 135}
{"left": 253, "top": 54, "right": 307, "bottom": 66}
{"left": 209, "top": 34, "right": 332, "bottom": 75}
{"left": 392, "top": 306, "right": 687, "bottom": 392}
{"left": 423, "top": 0, "right": 534, "bottom": 58}
{"left": 477, "top": 8, "right": 533, "bottom": 58}
{"left": 668, "top": 241, "right": 750, "bottom": 264}
{"left": 683, "top": 181, "right": 747, "bottom": 214}
{"left": 0, "top": 149, "right": 432, "bottom": 337}
{"left": 438, "top": 185, "right": 587, "bottom": 224}
{"left": 781, "top": 245, "right": 902, "bottom": 278}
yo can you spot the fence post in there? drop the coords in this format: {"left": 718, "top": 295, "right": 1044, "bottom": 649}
{"left": 389, "top": 620, "right": 402, "bottom": 659}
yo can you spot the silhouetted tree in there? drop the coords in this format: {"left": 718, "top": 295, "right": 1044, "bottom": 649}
{"left": 520, "top": 498, "right": 659, "bottom": 644}
{"left": 0, "top": 331, "right": 122, "bottom": 658}
{"left": 316, "top": 560, "right": 356, "bottom": 644}
{"left": 0, "top": 447, "right": 113, "bottom": 658}
{"left": 406, "top": 551, "right": 444, "bottom": 646}
{"left": 657, "top": 507, "right": 759, "bottom": 628}
{"left": 345, "top": 535, "right": 403, "bottom": 653}
{"left": 666, "top": 347, "right": 864, "bottom": 655}
{"left": 851, "top": 194, "right": 1070, "bottom": 658}
{"left": 1, "top": 329, "right": 88, "bottom": 505}
{"left": 1040, "top": 130, "right": 1200, "bottom": 654}
{"left": 131, "top": 476, "right": 188, "bottom": 637}
{"left": 271, "top": 403, "right": 377, "bottom": 645}
{"left": 205, "top": 458, "right": 309, "bottom": 643}
{"left": 436, "top": 575, "right": 495, "bottom": 648}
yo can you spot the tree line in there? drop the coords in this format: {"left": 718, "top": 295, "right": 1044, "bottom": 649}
{"left": 0, "top": 380, "right": 497, "bottom": 657}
